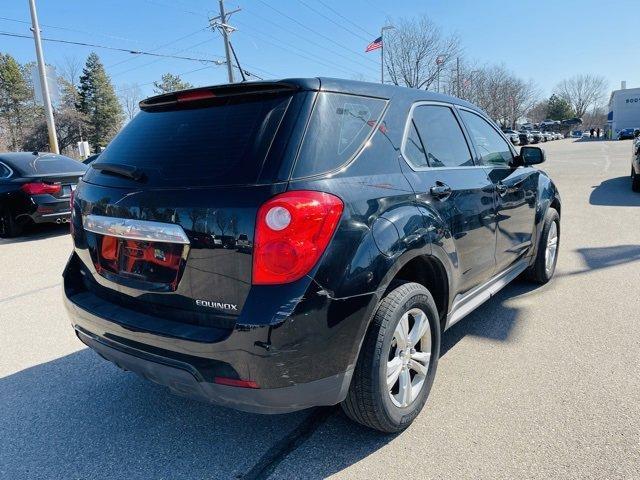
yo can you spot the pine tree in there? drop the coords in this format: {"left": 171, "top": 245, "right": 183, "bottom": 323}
{"left": 77, "top": 52, "right": 123, "bottom": 150}
{"left": 153, "top": 73, "right": 193, "bottom": 94}
{"left": 546, "top": 94, "right": 575, "bottom": 121}
{"left": 0, "top": 53, "right": 32, "bottom": 150}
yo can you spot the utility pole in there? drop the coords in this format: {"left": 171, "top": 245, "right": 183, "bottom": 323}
{"left": 28, "top": 0, "right": 58, "bottom": 153}
{"left": 210, "top": 0, "right": 240, "bottom": 84}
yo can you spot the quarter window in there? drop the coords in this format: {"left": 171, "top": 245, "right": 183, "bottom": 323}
{"left": 459, "top": 110, "right": 513, "bottom": 166}
{"left": 293, "top": 93, "right": 387, "bottom": 178}
{"left": 409, "top": 105, "right": 473, "bottom": 168}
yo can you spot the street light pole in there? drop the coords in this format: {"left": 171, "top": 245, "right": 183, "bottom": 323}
{"left": 380, "top": 25, "right": 394, "bottom": 85}
{"left": 28, "top": 0, "right": 58, "bottom": 153}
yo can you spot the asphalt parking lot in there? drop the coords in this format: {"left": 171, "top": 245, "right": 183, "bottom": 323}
{"left": 1, "top": 138, "right": 639, "bottom": 480}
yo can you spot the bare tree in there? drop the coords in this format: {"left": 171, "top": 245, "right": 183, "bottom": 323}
{"left": 526, "top": 100, "right": 550, "bottom": 124}
{"left": 384, "top": 15, "right": 460, "bottom": 90}
{"left": 59, "top": 55, "right": 82, "bottom": 87}
{"left": 459, "top": 64, "right": 538, "bottom": 128}
{"left": 554, "top": 74, "right": 608, "bottom": 119}
{"left": 118, "top": 83, "right": 143, "bottom": 121}
{"left": 57, "top": 56, "right": 82, "bottom": 108}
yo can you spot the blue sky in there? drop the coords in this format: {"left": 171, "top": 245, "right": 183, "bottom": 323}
{"left": 1, "top": 0, "right": 638, "bottom": 99}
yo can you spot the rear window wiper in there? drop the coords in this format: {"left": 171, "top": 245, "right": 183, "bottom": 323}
{"left": 91, "top": 163, "right": 145, "bottom": 181}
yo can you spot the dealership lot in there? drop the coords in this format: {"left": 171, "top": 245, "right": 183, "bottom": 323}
{"left": 1, "top": 139, "right": 639, "bottom": 479}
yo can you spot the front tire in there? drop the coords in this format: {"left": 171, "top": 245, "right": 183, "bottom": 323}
{"left": 341, "top": 282, "right": 440, "bottom": 433}
{"left": 525, "top": 207, "right": 560, "bottom": 284}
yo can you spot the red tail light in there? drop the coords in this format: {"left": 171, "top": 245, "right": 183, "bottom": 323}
{"left": 252, "top": 190, "right": 343, "bottom": 285}
{"left": 177, "top": 90, "right": 215, "bottom": 102}
{"left": 214, "top": 377, "right": 259, "bottom": 389}
{"left": 21, "top": 182, "right": 61, "bottom": 195}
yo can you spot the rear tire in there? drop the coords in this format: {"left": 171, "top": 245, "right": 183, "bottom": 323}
{"left": 0, "top": 205, "right": 21, "bottom": 238}
{"left": 525, "top": 207, "right": 559, "bottom": 284}
{"left": 341, "top": 282, "right": 440, "bottom": 433}
{"left": 632, "top": 167, "right": 640, "bottom": 192}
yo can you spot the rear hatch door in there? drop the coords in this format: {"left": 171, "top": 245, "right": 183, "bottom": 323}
{"left": 73, "top": 83, "right": 307, "bottom": 328}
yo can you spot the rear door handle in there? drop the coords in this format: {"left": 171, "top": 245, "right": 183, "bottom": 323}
{"left": 430, "top": 183, "right": 452, "bottom": 200}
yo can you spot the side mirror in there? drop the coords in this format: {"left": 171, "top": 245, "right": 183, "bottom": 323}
{"left": 517, "top": 146, "right": 546, "bottom": 166}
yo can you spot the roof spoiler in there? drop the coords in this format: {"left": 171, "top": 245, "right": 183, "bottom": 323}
{"left": 139, "top": 82, "right": 301, "bottom": 111}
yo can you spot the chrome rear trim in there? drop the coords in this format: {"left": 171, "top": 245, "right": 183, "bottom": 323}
{"left": 83, "top": 215, "right": 190, "bottom": 244}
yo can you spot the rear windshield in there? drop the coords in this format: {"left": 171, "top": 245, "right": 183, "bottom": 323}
{"left": 94, "top": 93, "right": 292, "bottom": 186}
{"left": 292, "top": 92, "right": 387, "bottom": 178}
{"left": 13, "top": 155, "right": 85, "bottom": 176}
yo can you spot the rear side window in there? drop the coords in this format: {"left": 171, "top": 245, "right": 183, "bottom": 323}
{"left": 292, "top": 92, "right": 386, "bottom": 178}
{"left": 411, "top": 105, "right": 473, "bottom": 168}
{"left": 95, "top": 93, "right": 292, "bottom": 187}
{"left": 459, "top": 110, "right": 513, "bottom": 166}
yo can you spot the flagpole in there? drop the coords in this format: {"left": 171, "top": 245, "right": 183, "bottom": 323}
{"left": 380, "top": 26, "right": 384, "bottom": 84}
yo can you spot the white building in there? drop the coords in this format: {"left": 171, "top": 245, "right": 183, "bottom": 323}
{"left": 608, "top": 84, "right": 640, "bottom": 134}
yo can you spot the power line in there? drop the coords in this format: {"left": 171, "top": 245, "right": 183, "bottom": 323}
{"left": 235, "top": 20, "right": 373, "bottom": 80}
{"left": 240, "top": 12, "right": 377, "bottom": 75}
{"left": 142, "top": 0, "right": 204, "bottom": 17}
{"left": 0, "top": 31, "right": 222, "bottom": 64}
{"left": 106, "top": 27, "right": 209, "bottom": 69}
{"left": 0, "top": 15, "right": 214, "bottom": 71}
{"left": 109, "top": 38, "right": 222, "bottom": 78}
{"left": 0, "top": 15, "right": 152, "bottom": 46}
{"left": 315, "top": 0, "right": 376, "bottom": 38}
{"left": 254, "top": 0, "right": 379, "bottom": 68}
{"left": 296, "top": 0, "right": 371, "bottom": 43}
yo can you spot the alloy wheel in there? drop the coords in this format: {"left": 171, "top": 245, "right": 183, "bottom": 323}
{"left": 386, "top": 308, "right": 432, "bottom": 408}
{"left": 545, "top": 221, "right": 558, "bottom": 273}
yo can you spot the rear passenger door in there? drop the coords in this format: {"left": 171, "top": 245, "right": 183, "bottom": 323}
{"left": 458, "top": 109, "right": 538, "bottom": 273}
{"left": 401, "top": 103, "right": 497, "bottom": 295}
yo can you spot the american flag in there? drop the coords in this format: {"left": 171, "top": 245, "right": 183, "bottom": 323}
{"left": 365, "top": 36, "right": 383, "bottom": 53}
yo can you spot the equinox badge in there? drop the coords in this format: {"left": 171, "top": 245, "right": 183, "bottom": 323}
{"left": 195, "top": 299, "right": 238, "bottom": 311}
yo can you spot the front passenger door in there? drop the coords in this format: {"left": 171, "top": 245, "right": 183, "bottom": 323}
{"left": 401, "top": 104, "right": 497, "bottom": 295}
{"left": 458, "top": 109, "right": 538, "bottom": 274}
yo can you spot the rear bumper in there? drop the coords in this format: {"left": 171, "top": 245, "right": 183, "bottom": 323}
{"left": 74, "top": 326, "right": 353, "bottom": 414}
{"left": 63, "top": 253, "right": 372, "bottom": 413}
{"left": 18, "top": 196, "right": 71, "bottom": 224}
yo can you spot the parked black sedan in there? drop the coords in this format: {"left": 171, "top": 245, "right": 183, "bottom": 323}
{"left": 0, "top": 152, "right": 87, "bottom": 237}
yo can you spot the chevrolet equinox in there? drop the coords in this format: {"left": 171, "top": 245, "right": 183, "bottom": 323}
{"left": 64, "top": 78, "right": 561, "bottom": 432}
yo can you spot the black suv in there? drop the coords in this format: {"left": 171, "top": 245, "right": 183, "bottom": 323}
{"left": 64, "top": 78, "right": 561, "bottom": 433}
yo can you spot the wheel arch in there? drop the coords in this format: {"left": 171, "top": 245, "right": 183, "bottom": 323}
{"left": 379, "top": 250, "right": 452, "bottom": 331}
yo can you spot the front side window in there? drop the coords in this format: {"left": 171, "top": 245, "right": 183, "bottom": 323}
{"left": 411, "top": 105, "right": 473, "bottom": 168}
{"left": 460, "top": 110, "right": 513, "bottom": 166}
{"left": 293, "top": 92, "right": 387, "bottom": 178}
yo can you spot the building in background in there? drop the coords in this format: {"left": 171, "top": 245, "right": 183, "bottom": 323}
{"left": 608, "top": 82, "right": 640, "bottom": 136}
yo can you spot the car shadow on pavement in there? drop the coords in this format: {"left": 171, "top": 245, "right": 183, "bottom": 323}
{"left": 0, "top": 349, "right": 310, "bottom": 480}
{"left": 589, "top": 176, "right": 640, "bottom": 207}
{"left": 440, "top": 280, "right": 538, "bottom": 357}
{"left": 1, "top": 281, "right": 540, "bottom": 480}
{"left": 0, "top": 223, "right": 69, "bottom": 245}
{"left": 557, "top": 244, "right": 640, "bottom": 278}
